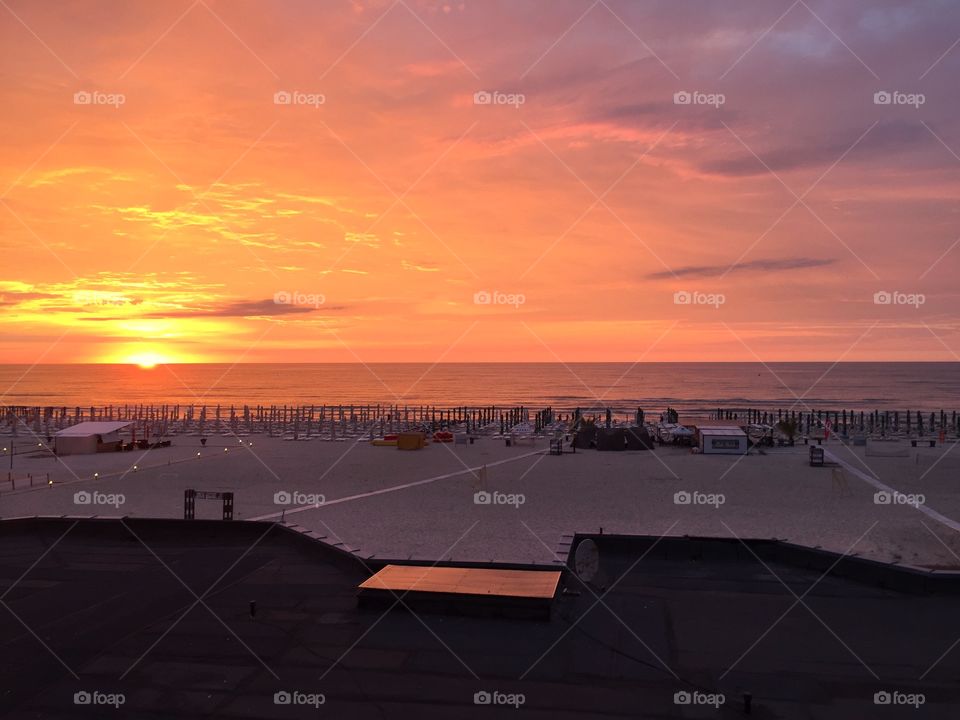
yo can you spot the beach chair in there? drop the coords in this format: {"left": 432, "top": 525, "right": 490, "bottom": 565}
{"left": 510, "top": 433, "right": 535, "bottom": 447}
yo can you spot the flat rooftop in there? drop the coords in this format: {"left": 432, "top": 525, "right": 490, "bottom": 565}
{"left": 1, "top": 518, "right": 958, "bottom": 718}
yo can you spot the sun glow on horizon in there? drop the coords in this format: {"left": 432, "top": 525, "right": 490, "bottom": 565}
{"left": 120, "top": 351, "right": 175, "bottom": 369}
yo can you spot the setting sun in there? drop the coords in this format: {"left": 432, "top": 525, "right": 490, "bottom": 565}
{"left": 125, "top": 352, "right": 170, "bottom": 369}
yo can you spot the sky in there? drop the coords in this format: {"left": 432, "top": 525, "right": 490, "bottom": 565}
{"left": 1, "top": 0, "right": 960, "bottom": 364}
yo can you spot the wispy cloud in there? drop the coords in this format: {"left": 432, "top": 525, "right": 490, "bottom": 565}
{"left": 147, "top": 298, "right": 332, "bottom": 318}
{"left": 646, "top": 257, "right": 836, "bottom": 280}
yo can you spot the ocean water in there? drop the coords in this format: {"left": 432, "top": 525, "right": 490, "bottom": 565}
{"left": 0, "top": 363, "right": 958, "bottom": 416}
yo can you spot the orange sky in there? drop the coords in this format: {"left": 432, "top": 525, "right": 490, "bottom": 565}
{"left": 1, "top": 0, "right": 959, "bottom": 364}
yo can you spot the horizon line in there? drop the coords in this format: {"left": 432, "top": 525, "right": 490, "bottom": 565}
{"left": 0, "top": 360, "right": 957, "bottom": 366}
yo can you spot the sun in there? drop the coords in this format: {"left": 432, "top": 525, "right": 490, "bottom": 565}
{"left": 125, "top": 352, "right": 168, "bottom": 369}
{"left": 100, "top": 344, "right": 196, "bottom": 367}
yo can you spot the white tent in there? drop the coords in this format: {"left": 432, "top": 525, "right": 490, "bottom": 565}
{"left": 54, "top": 421, "right": 131, "bottom": 455}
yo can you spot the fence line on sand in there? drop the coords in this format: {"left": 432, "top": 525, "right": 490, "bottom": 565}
{"left": 2, "top": 404, "right": 959, "bottom": 441}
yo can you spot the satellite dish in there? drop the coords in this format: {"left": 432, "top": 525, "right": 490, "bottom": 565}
{"left": 574, "top": 539, "right": 600, "bottom": 583}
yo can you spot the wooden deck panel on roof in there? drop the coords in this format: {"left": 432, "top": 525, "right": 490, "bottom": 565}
{"left": 358, "top": 565, "right": 561, "bottom": 599}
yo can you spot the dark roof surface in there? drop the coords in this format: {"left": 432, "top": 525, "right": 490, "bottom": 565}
{"left": 1, "top": 518, "right": 958, "bottom": 719}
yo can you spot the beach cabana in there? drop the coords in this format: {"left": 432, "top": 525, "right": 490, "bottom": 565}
{"left": 596, "top": 428, "right": 625, "bottom": 451}
{"left": 698, "top": 426, "right": 747, "bottom": 455}
{"left": 572, "top": 424, "right": 596, "bottom": 449}
{"left": 54, "top": 421, "right": 131, "bottom": 455}
{"left": 625, "top": 426, "right": 654, "bottom": 450}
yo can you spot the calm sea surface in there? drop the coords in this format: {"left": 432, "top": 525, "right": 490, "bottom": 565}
{"left": 0, "top": 363, "right": 958, "bottom": 416}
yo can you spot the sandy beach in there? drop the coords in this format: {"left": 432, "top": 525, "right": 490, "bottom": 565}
{"left": 3, "top": 434, "right": 958, "bottom": 568}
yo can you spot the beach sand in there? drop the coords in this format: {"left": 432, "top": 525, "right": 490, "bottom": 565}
{"left": 2, "top": 436, "right": 959, "bottom": 568}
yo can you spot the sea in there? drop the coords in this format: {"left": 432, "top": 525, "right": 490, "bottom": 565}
{"left": 0, "top": 363, "right": 958, "bottom": 417}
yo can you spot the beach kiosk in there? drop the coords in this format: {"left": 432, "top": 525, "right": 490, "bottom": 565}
{"left": 698, "top": 426, "right": 748, "bottom": 455}
{"left": 54, "top": 421, "right": 131, "bottom": 455}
